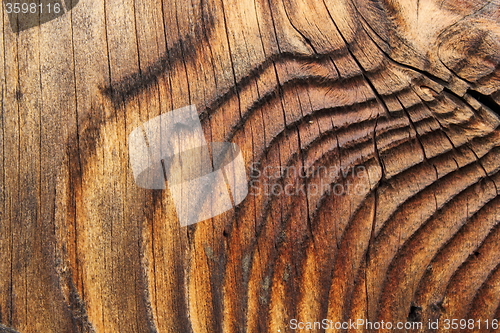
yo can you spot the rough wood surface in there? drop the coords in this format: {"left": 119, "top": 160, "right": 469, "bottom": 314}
{"left": 0, "top": 0, "right": 499, "bottom": 332}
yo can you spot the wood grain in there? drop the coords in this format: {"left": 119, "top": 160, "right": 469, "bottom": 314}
{"left": 0, "top": 0, "right": 499, "bottom": 332}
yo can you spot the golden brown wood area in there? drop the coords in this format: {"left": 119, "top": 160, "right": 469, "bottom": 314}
{"left": 1, "top": 0, "right": 500, "bottom": 332}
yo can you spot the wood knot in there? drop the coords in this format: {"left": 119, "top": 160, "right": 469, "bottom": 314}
{"left": 438, "top": 19, "right": 500, "bottom": 83}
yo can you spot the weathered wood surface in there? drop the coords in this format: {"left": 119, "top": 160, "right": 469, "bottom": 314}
{"left": 0, "top": 0, "right": 499, "bottom": 332}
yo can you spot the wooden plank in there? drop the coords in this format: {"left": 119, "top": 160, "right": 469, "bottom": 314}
{"left": 0, "top": 0, "right": 499, "bottom": 332}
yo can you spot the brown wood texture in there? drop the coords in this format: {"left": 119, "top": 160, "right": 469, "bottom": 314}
{"left": 0, "top": 0, "right": 499, "bottom": 332}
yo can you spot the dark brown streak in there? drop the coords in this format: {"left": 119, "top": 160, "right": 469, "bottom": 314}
{"left": 223, "top": 102, "right": 449, "bottom": 325}
{"left": 380, "top": 170, "right": 500, "bottom": 318}
{"left": 465, "top": 261, "right": 500, "bottom": 319}
{"left": 418, "top": 196, "right": 500, "bottom": 318}
{"left": 200, "top": 52, "right": 339, "bottom": 121}
{"left": 102, "top": 33, "right": 348, "bottom": 116}
{"left": 302, "top": 118, "right": 454, "bottom": 236}
{"left": 373, "top": 150, "right": 500, "bottom": 313}
{"left": 305, "top": 127, "right": 499, "bottom": 278}
{"left": 224, "top": 72, "right": 371, "bottom": 143}
{"left": 374, "top": 134, "right": 499, "bottom": 245}
{"left": 223, "top": 87, "right": 452, "bottom": 255}
{"left": 101, "top": 5, "right": 215, "bottom": 108}
{"left": 90, "top": 5, "right": 500, "bottom": 330}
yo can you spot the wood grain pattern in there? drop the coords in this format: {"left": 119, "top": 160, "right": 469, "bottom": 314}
{"left": 0, "top": 0, "right": 499, "bottom": 332}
